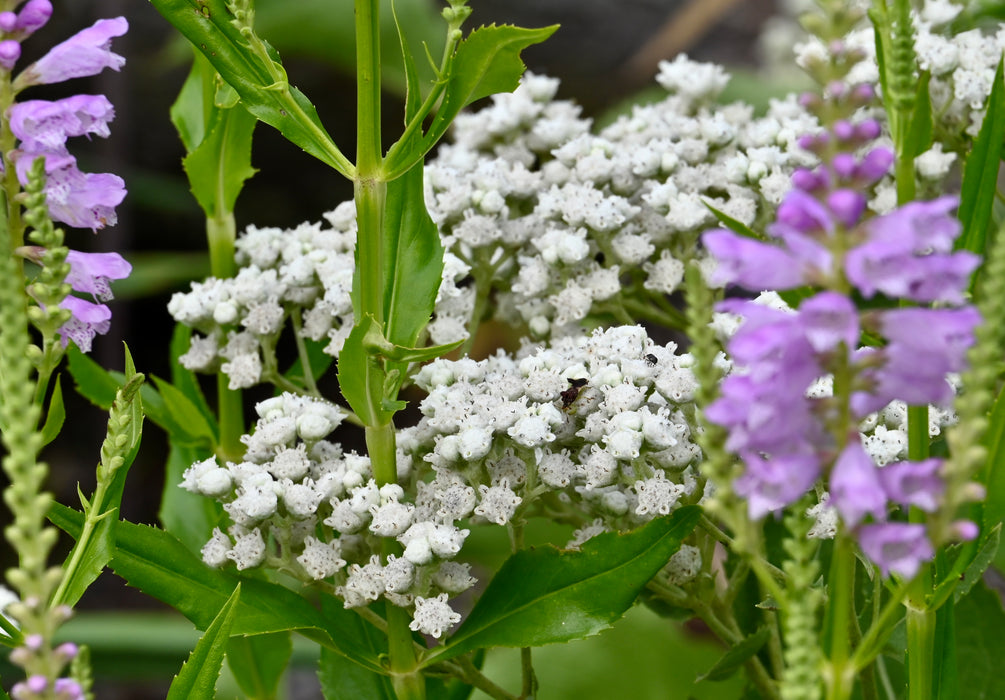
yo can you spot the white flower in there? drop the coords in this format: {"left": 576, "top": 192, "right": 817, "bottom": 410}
{"left": 665, "top": 544, "right": 702, "bottom": 586}
{"left": 227, "top": 528, "right": 266, "bottom": 570}
{"left": 634, "top": 470, "right": 683, "bottom": 517}
{"left": 409, "top": 593, "right": 461, "bottom": 638}
{"left": 201, "top": 528, "right": 231, "bottom": 568}
{"left": 474, "top": 480, "right": 522, "bottom": 525}
{"left": 297, "top": 537, "right": 346, "bottom": 580}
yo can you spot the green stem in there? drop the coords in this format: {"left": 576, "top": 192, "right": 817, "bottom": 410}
{"left": 825, "top": 534, "right": 856, "bottom": 700}
{"left": 905, "top": 602, "right": 935, "bottom": 700}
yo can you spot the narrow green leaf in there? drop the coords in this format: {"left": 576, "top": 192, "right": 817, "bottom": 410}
{"left": 152, "top": 376, "right": 217, "bottom": 446}
{"left": 382, "top": 150, "right": 443, "bottom": 352}
{"left": 169, "top": 49, "right": 214, "bottom": 153}
{"left": 426, "top": 506, "right": 701, "bottom": 665}
{"left": 955, "top": 523, "right": 1001, "bottom": 602}
{"left": 981, "top": 385, "right": 1005, "bottom": 531}
{"left": 148, "top": 0, "right": 350, "bottom": 175}
{"left": 363, "top": 319, "right": 463, "bottom": 365}
{"left": 167, "top": 584, "right": 241, "bottom": 700}
{"left": 703, "top": 201, "right": 761, "bottom": 240}
{"left": 338, "top": 316, "right": 392, "bottom": 427}
{"left": 957, "top": 58, "right": 1005, "bottom": 256}
{"left": 226, "top": 631, "right": 292, "bottom": 699}
{"left": 159, "top": 443, "right": 222, "bottom": 554}
{"left": 39, "top": 375, "right": 65, "bottom": 447}
{"left": 906, "top": 71, "right": 934, "bottom": 157}
{"left": 696, "top": 625, "right": 771, "bottom": 682}
{"left": 392, "top": 0, "right": 423, "bottom": 124}
{"left": 385, "top": 23, "right": 558, "bottom": 177}
{"left": 933, "top": 593, "right": 959, "bottom": 700}
{"left": 49, "top": 504, "right": 385, "bottom": 674}
{"left": 183, "top": 101, "right": 259, "bottom": 217}
{"left": 66, "top": 345, "right": 119, "bottom": 409}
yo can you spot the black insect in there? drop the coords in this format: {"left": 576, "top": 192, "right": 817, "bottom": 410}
{"left": 560, "top": 377, "right": 589, "bottom": 409}
{"left": 644, "top": 353, "right": 658, "bottom": 366}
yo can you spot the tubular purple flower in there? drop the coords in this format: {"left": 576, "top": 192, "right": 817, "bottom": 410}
{"left": 14, "top": 16, "right": 126, "bottom": 88}
{"left": 734, "top": 452, "right": 822, "bottom": 520}
{"left": 829, "top": 440, "right": 887, "bottom": 527}
{"left": 798, "top": 292, "right": 859, "bottom": 353}
{"left": 857, "top": 522, "right": 933, "bottom": 578}
{"left": 65, "top": 250, "right": 131, "bottom": 301}
{"left": 776, "top": 189, "right": 834, "bottom": 234}
{"left": 702, "top": 229, "right": 808, "bottom": 289}
{"left": 0, "top": 40, "right": 21, "bottom": 70}
{"left": 878, "top": 458, "right": 944, "bottom": 512}
{"left": 10, "top": 95, "right": 115, "bottom": 151}
{"left": 58, "top": 295, "right": 111, "bottom": 352}
{"left": 14, "top": 150, "right": 126, "bottom": 231}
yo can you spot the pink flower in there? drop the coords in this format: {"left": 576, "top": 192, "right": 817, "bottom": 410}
{"left": 858, "top": 523, "right": 933, "bottom": 579}
{"left": 15, "top": 16, "right": 126, "bottom": 88}
{"left": 10, "top": 95, "right": 115, "bottom": 151}
{"left": 58, "top": 295, "right": 111, "bottom": 352}
{"left": 14, "top": 150, "right": 126, "bottom": 231}
{"left": 65, "top": 250, "right": 131, "bottom": 301}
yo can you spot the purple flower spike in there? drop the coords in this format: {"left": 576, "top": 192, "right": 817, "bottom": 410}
{"left": 878, "top": 458, "right": 944, "bottom": 511}
{"left": 702, "top": 229, "right": 807, "bottom": 289}
{"left": 17, "top": 16, "right": 127, "bottom": 87}
{"left": 791, "top": 168, "right": 822, "bottom": 192}
{"left": 16, "top": 0, "right": 53, "bottom": 35}
{"left": 26, "top": 675, "right": 48, "bottom": 693}
{"left": 858, "top": 522, "right": 933, "bottom": 578}
{"left": 65, "top": 250, "right": 131, "bottom": 302}
{"left": 58, "top": 295, "right": 112, "bottom": 352}
{"left": 833, "top": 120, "right": 854, "bottom": 141}
{"left": 855, "top": 119, "right": 882, "bottom": 140}
{"left": 852, "top": 83, "right": 876, "bottom": 102}
{"left": 10, "top": 95, "right": 115, "bottom": 151}
{"left": 0, "top": 40, "right": 21, "bottom": 70}
{"left": 829, "top": 440, "right": 886, "bottom": 527}
{"left": 831, "top": 153, "right": 857, "bottom": 179}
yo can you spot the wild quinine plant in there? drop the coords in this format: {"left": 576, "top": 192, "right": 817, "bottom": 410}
{"left": 5, "top": 0, "right": 1005, "bottom": 698}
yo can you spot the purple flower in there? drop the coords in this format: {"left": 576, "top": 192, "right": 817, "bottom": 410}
{"left": 15, "top": 16, "right": 126, "bottom": 88}
{"left": 798, "top": 292, "right": 859, "bottom": 353}
{"left": 829, "top": 440, "right": 887, "bottom": 527}
{"left": 777, "top": 189, "right": 835, "bottom": 234}
{"left": 65, "top": 250, "right": 130, "bottom": 301}
{"left": 10, "top": 95, "right": 115, "bottom": 151}
{"left": 702, "top": 229, "right": 808, "bottom": 289}
{"left": 14, "top": 150, "right": 126, "bottom": 231}
{"left": 878, "top": 458, "right": 944, "bottom": 512}
{"left": 58, "top": 295, "right": 111, "bottom": 352}
{"left": 858, "top": 522, "right": 933, "bottom": 578}
{"left": 734, "top": 452, "right": 822, "bottom": 519}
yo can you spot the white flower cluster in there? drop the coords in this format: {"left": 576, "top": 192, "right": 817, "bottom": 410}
{"left": 400, "top": 325, "right": 704, "bottom": 548}
{"left": 427, "top": 62, "right": 820, "bottom": 339}
{"left": 181, "top": 391, "right": 479, "bottom": 637}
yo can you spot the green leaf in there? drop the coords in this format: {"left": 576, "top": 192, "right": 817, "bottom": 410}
{"left": 284, "top": 337, "right": 334, "bottom": 387}
{"left": 385, "top": 23, "right": 558, "bottom": 177}
{"left": 167, "top": 584, "right": 241, "bottom": 700}
{"left": 426, "top": 506, "right": 701, "bottom": 665}
{"left": 39, "top": 375, "right": 65, "bottom": 447}
{"left": 338, "top": 316, "right": 392, "bottom": 427}
{"left": 957, "top": 57, "right": 1005, "bottom": 257}
{"left": 703, "top": 200, "right": 761, "bottom": 240}
{"left": 363, "top": 319, "right": 463, "bottom": 365}
{"left": 954, "top": 581, "right": 1005, "bottom": 700}
{"left": 696, "top": 626, "right": 771, "bottom": 682}
{"left": 318, "top": 595, "right": 394, "bottom": 700}
{"left": 382, "top": 154, "right": 443, "bottom": 352}
{"left": 67, "top": 345, "right": 120, "bottom": 409}
{"left": 159, "top": 443, "right": 222, "bottom": 554}
{"left": 982, "top": 385, "right": 1005, "bottom": 532}
{"left": 148, "top": 0, "right": 351, "bottom": 175}
{"left": 391, "top": 0, "right": 423, "bottom": 124}
{"left": 182, "top": 97, "right": 259, "bottom": 218}
{"left": 905, "top": 71, "right": 934, "bottom": 158}
{"left": 226, "top": 631, "right": 292, "bottom": 699}
{"left": 152, "top": 376, "right": 218, "bottom": 446}
{"left": 956, "top": 523, "right": 1001, "bottom": 602}
{"left": 49, "top": 504, "right": 385, "bottom": 675}
{"left": 170, "top": 49, "right": 214, "bottom": 153}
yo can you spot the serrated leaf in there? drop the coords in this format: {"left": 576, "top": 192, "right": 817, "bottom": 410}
{"left": 226, "top": 631, "right": 291, "bottom": 699}
{"left": 67, "top": 345, "right": 119, "bottom": 409}
{"left": 704, "top": 200, "right": 761, "bottom": 240}
{"left": 49, "top": 504, "right": 385, "bottom": 674}
{"left": 152, "top": 376, "right": 217, "bottom": 446}
{"left": 696, "top": 625, "right": 771, "bottom": 682}
{"left": 149, "top": 0, "right": 350, "bottom": 175}
{"left": 957, "top": 58, "right": 1005, "bottom": 257}
{"left": 385, "top": 23, "right": 558, "bottom": 177}
{"left": 39, "top": 375, "right": 65, "bottom": 447}
{"left": 425, "top": 506, "right": 701, "bottom": 665}
{"left": 980, "top": 384, "right": 1005, "bottom": 531}
{"left": 167, "top": 584, "right": 241, "bottom": 700}
{"left": 183, "top": 100, "right": 258, "bottom": 217}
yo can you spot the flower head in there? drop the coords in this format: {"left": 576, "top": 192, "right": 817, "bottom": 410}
{"left": 15, "top": 16, "right": 127, "bottom": 88}
{"left": 65, "top": 250, "right": 130, "bottom": 301}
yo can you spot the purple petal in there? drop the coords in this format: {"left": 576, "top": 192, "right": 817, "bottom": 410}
{"left": 0, "top": 40, "right": 20, "bottom": 70}
{"left": 735, "top": 452, "right": 822, "bottom": 520}
{"left": 777, "top": 189, "right": 834, "bottom": 234}
{"left": 58, "top": 296, "right": 112, "bottom": 352}
{"left": 826, "top": 189, "right": 867, "bottom": 228}
{"left": 18, "top": 17, "right": 127, "bottom": 87}
{"left": 878, "top": 459, "right": 944, "bottom": 511}
{"left": 702, "top": 229, "right": 807, "bottom": 289}
{"left": 14, "top": 150, "right": 126, "bottom": 231}
{"left": 857, "top": 522, "right": 933, "bottom": 578}
{"left": 10, "top": 95, "right": 115, "bottom": 151}
{"left": 16, "top": 0, "right": 53, "bottom": 35}
{"left": 65, "top": 250, "right": 131, "bottom": 301}
{"left": 799, "top": 291, "right": 859, "bottom": 352}
{"left": 829, "top": 440, "right": 886, "bottom": 527}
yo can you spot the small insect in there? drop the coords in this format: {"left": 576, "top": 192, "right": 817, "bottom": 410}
{"left": 560, "top": 377, "right": 589, "bottom": 409}
{"left": 644, "top": 353, "right": 658, "bottom": 366}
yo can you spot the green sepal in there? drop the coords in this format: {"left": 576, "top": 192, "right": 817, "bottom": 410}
{"left": 384, "top": 23, "right": 559, "bottom": 178}
{"left": 696, "top": 625, "right": 772, "bottom": 682}
{"left": 48, "top": 504, "right": 386, "bottom": 675}
{"left": 166, "top": 584, "right": 241, "bottom": 700}
{"left": 149, "top": 0, "right": 351, "bottom": 176}
{"left": 425, "top": 506, "right": 701, "bottom": 665}
{"left": 39, "top": 374, "right": 65, "bottom": 447}
{"left": 226, "top": 631, "right": 292, "bottom": 699}
{"left": 957, "top": 57, "right": 1005, "bottom": 258}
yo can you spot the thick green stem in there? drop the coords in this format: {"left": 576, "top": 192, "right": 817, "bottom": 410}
{"left": 825, "top": 535, "right": 856, "bottom": 700}
{"left": 905, "top": 602, "right": 935, "bottom": 700}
